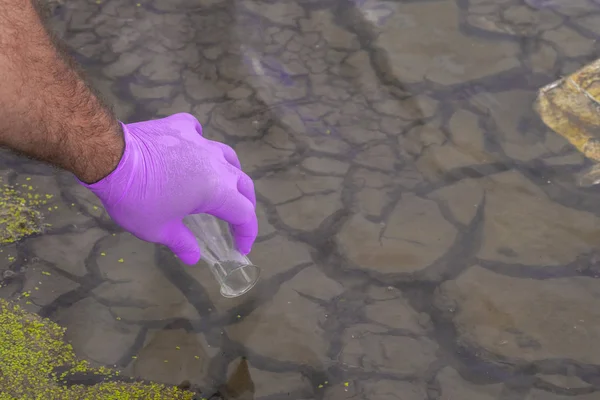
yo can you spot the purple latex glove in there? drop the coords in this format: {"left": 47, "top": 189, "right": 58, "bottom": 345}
{"left": 80, "top": 113, "right": 258, "bottom": 265}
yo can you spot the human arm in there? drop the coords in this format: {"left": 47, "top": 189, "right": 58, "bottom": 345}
{"left": 0, "top": 0, "right": 123, "bottom": 183}
{"left": 0, "top": 1, "right": 258, "bottom": 263}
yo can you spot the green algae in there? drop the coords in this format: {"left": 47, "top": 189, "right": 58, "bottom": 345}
{"left": 0, "top": 179, "right": 47, "bottom": 244}
{"left": 0, "top": 299, "right": 194, "bottom": 400}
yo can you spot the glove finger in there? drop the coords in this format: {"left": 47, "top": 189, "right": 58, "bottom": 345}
{"left": 160, "top": 220, "right": 201, "bottom": 265}
{"left": 237, "top": 172, "right": 256, "bottom": 207}
{"left": 213, "top": 142, "right": 242, "bottom": 169}
{"left": 207, "top": 192, "right": 258, "bottom": 255}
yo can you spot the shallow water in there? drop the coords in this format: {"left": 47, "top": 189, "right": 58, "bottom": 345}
{"left": 2, "top": 0, "right": 600, "bottom": 398}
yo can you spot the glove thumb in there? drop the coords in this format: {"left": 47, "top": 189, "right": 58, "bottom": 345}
{"left": 161, "top": 221, "right": 201, "bottom": 265}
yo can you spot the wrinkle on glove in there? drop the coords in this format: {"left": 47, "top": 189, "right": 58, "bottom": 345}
{"left": 79, "top": 113, "right": 258, "bottom": 265}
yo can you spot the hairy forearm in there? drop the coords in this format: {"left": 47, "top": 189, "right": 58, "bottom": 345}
{"left": 0, "top": 0, "right": 123, "bottom": 183}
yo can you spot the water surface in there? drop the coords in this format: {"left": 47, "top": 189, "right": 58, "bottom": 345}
{"left": 2, "top": 0, "right": 600, "bottom": 398}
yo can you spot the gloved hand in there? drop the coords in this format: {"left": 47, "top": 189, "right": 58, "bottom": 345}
{"left": 79, "top": 113, "right": 257, "bottom": 265}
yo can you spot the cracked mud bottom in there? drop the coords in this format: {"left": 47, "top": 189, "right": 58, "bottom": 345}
{"left": 2, "top": 0, "right": 600, "bottom": 399}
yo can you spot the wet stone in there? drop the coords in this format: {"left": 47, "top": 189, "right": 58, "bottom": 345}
{"left": 574, "top": 14, "right": 600, "bottom": 36}
{"left": 466, "top": 14, "right": 519, "bottom": 36}
{"left": 526, "top": 390, "right": 599, "bottom": 400}
{"left": 129, "top": 83, "right": 174, "bottom": 100}
{"left": 322, "top": 383, "right": 357, "bottom": 400}
{"left": 108, "top": 25, "right": 143, "bottom": 54}
{"left": 351, "top": 168, "right": 394, "bottom": 190}
{"left": 125, "top": 328, "right": 215, "bottom": 386}
{"left": 263, "top": 125, "right": 296, "bottom": 151}
{"left": 478, "top": 171, "right": 600, "bottom": 266}
{"left": 402, "top": 124, "right": 445, "bottom": 157}
{"left": 364, "top": 291, "right": 430, "bottom": 333}
{"left": 139, "top": 53, "right": 184, "bottom": 82}
{"left": 235, "top": 141, "right": 295, "bottom": 174}
{"left": 256, "top": 169, "right": 343, "bottom": 204}
{"left": 86, "top": 75, "right": 134, "bottom": 121}
{"left": 428, "top": 178, "right": 485, "bottom": 226}
{"left": 302, "top": 157, "right": 349, "bottom": 176}
{"left": 436, "top": 367, "right": 503, "bottom": 399}
{"left": 339, "top": 125, "right": 387, "bottom": 145}
{"left": 418, "top": 142, "right": 494, "bottom": 179}
{"left": 449, "top": 109, "right": 485, "bottom": 153}
{"left": 66, "top": 182, "right": 112, "bottom": 223}
{"left": 376, "top": 1, "right": 520, "bottom": 85}
{"left": 543, "top": 26, "right": 596, "bottom": 58}
{"left": 355, "top": 145, "right": 397, "bottom": 171}
{"left": 0, "top": 244, "right": 17, "bottom": 272}
{"left": 542, "top": 152, "right": 585, "bottom": 167}
{"left": 340, "top": 324, "right": 438, "bottom": 374}
{"left": 301, "top": 10, "right": 359, "bottom": 50}
{"left": 436, "top": 266, "right": 600, "bottom": 364}
{"left": 247, "top": 234, "right": 313, "bottom": 280}
{"left": 249, "top": 73, "right": 308, "bottom": 103}
{"left": 538, "top": 374, "right": 591, "bottom": 390}
{"left": 324, "top": 379, "right": 426, "bottom": 400}
{"left": 209, "top": 98, "right": 276, "bottom": 134}
{"left": 502, "top": 5, "right": 562, "bottom": 31}
{"left": 92, "top": 234, "right": 200, "bottom": 322}
{"left": 202, "top": 45, "right": 224, "bottom": 61}
{"left": 192, "top": 103, "right": 216, "bottom": 126}
{"left": 277, "top": 192, "right": 343, "bottom": 231}
{"left": 29, "top": 228, "right": 106, "bottom": 277}
{"left": 21, "top": 263, "right": 79, "bottom": 310}
{"left": 338, "top": 194, "right": 457, "bottom": 274}
{"left": 227, "top": 359, "right": 312, "bottom": 398}
{"left": 227, "top": 85, "right": 253, "bottom": 100}
{"left": 541, "top": 0, "right": 599, "bottom": 17}
{"left": 361, "top": 380, "right": 427, "bottom": 400}
{"left": 182, "top": 70, "right": 230, "bottom": 102}
{"left": 305, "top": 135, "right": 352, "bottom": 155}
{"left": 226, "top": 266, "right": 341, "bottom": 367}
{"left": 355, "top": 187, "right": 390, "bottom": 218}
{"left": 478, "top": 89, "right": 549, "bottom": 162}
{"left": 527, "top": 43, "right": 558, "bottom": 74}
{"left": 285, "top": 265, "right": 344, "bottom": 301}
{"left": 397, "top": 95, "right": 439, "bottom": 121}
{"left": 156, "top": 94, "right": 193, "bottom": 116}
{"left": 242, "top": 0, "right": 304, "bottom": 26}
{"left": 54, "top": 297, "right": 141, "bottom": 366}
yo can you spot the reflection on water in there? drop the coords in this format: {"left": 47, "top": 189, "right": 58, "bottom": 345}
{"left": 1, "top": 0, "right": 600, "bottom": 398}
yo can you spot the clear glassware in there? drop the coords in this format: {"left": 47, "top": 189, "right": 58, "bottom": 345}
{"left": 183, "top": 213, "right": 260, "bottom": 298}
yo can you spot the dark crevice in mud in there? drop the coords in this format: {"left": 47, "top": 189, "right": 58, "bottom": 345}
{"left": 116, "top": 327, "right": 149, "bottom": 367}
{"left": 38, "top": 283, "right": 99, "bottom": 318}
{"left": 478, "top": 250, "right": 600, "bottom": 280}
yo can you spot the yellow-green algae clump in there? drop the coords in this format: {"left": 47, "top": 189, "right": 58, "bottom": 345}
{"left": 0, "top": 179, "right": 46, "bottom": 244}
{"left": 0, "top": 299, "right": 194, "bottom": 400}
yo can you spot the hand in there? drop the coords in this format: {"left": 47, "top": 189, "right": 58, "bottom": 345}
{"left": 79, "top": 113, "right": 258, "bottom": 265}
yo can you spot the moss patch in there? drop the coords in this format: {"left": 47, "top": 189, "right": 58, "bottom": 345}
{"left": 0, "top": 299, "right": 194, "bottom": 399}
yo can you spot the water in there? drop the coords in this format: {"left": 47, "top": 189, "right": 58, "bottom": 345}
{"left": 1, "top": 0, "right": 600, "bottom": 398}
